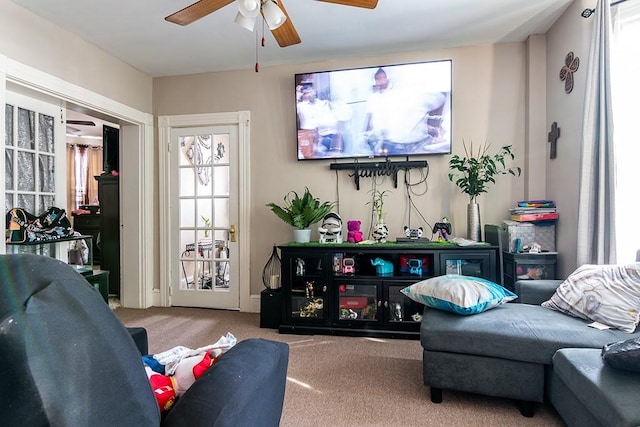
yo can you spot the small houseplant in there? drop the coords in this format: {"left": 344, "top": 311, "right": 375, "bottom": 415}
{"left": 201, "top": 215, "right": 211, "bottom": 238}
{"left": 367, "top": 189, "right": 390, "bottom": 224}
{"left": 266, "top": 187, "right": 335, "bottom": 242}
{"left": 448, "top": 141, "right": 521, "bottom": 240}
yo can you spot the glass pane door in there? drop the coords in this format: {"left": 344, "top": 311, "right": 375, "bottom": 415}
{"left": 171, "top": 125, "right": 239, "bottom": 309}
{"left": 288, "top": 254, "right": 328, "bottom": 322}
{"left": 5, "top": 92, "right": 63, "bottom": 215}
{"left": 336, "top": 280, "right": 378, "bottom": 322}
{"left": 386, "top": 281, "right": 423, "bottom": 328}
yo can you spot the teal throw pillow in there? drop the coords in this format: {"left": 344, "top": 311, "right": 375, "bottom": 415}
{"left": 400, "top": 275, "right": 517, "bottom": 315}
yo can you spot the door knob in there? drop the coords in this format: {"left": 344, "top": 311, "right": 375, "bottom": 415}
{"left": 230, "top": 225, "right": 236, "bottom": 242}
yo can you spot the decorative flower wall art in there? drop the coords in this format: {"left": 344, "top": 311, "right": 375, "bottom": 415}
{"left": 559, "top": 51, "right": 580, "bottom": 94}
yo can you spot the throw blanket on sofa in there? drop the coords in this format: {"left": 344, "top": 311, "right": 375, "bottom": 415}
{"left": 143, "top": 332, "right": 237, "bottom": 413}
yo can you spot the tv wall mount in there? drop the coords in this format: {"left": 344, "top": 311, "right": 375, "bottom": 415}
{"left": 329, "top": 158, "right": 428, "bottom": 190}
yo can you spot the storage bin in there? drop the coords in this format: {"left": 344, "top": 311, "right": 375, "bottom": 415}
{"left": 502, "top": 220, "right": 556, "bottom": 253}
{"left": 502, "top": 251, "right": 557, "bottom": 292}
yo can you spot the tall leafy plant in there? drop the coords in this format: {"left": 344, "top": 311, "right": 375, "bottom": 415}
{"left": 266, "top": 187, "right": 335, "bottom": 229}
{"left": 448, "top": 141, "right": 521, "bottom": 203}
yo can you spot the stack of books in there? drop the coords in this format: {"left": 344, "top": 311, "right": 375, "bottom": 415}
{"left": 509, "top": 200, "right": 558, "bottom": 222}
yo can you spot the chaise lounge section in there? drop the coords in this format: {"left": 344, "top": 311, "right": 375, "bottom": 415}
{"left": 421, "top": 279, "right": 640, "bottom": 423}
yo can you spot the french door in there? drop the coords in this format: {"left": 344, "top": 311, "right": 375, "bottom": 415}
{"left": 169, "top": 124, "right": 239, "bottom": 309}
{"left": 4, "top": 91, "right": 65, "bottom": 218}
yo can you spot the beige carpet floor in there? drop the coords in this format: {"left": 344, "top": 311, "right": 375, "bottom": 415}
{"left": 114, "top": 306, "right": 565, "bottom": 427}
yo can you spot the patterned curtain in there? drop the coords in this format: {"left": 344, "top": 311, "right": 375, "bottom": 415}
{"left": 67, "top": 144, "right": 103, "bottom": 213}
{"left": 66, "top": 144, "right": 76, "bottom": 215}
{"left": 87, "top": 146, "right": 103, "bottom": 204}
{"left": 75, "top": 145, "right": 89, "bottom": 207}
{"left": 576, "top": 0, "right": 617, "bottom": 265}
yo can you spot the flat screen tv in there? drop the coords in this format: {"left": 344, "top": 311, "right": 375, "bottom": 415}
{"left": 295, "top": 59, "right": 452, "bottom": 161}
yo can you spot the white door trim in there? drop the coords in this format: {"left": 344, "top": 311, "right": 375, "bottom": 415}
{"left": 158, "top": 112, "right": 253, "bottom": 311}
{"left": 0, "top": 55, "right": 154, "bottom": 309}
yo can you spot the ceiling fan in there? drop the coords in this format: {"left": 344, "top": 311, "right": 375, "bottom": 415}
{"left": 165, "top": 0, "right": 379, "bottom": 48}
{"left": 66, "top": 119, "right": 96, "bottom": 136}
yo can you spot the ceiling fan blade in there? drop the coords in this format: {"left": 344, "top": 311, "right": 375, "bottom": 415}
{"left": 165, "top": 0, "right": 235, "bottom": 26}
{"left": 267, "top": 1, "right": 301, "bottom": 47}
{"left": 67, "top": 120, "right": 96, "bottom": 126}
{"left": 316, "top": 0, "right": 378, "bottom": 9}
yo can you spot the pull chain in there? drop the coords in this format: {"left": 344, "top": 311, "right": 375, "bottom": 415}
{"left": 255, "top": 19, "right": 265, "bottom": 72}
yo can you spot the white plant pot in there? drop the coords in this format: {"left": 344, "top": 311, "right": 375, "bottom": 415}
{"left": 293, "top": 228, "right": 312, "bottom": 243}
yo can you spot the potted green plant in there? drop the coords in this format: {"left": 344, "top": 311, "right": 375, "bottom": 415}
{"left": 448, "top": 141, "right": 521, "bottom": 240}
{"left": 367, "top": 189, "right": 390, "bottom": 225}
{"left": 201, "top": 215, "right": 211, "bottom": 238}
{"left": 266, "top": 187, "right": 335, "bottom": 243}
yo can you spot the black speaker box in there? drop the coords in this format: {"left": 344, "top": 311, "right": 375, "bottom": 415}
{"left": 260, "top": 289, "right": 282, "bottom": 329}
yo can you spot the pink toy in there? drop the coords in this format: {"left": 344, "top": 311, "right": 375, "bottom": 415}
{"left": 347, "top": 220, "right": 363, "bottom": 243}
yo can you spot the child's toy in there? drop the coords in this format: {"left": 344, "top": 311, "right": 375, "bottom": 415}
{"left": 399, "top": 255, "right": 429, "bottom": 276}
{"left": 143, "top": 333, "right": 237, "bottom": 414}
{"left": 408, "top": 258, "right": 423, "bottom": 276}
{"left": 371, "top": 257, "right": 393, "bottom": 276}
{"left": 347, "top": 220, "right": 363, "bottom": 243}
{"left": 318, "top": 212, "right": 343, "bottom": 243}
{"left": 342, "top": 257, "right": 355, "bottom": 274}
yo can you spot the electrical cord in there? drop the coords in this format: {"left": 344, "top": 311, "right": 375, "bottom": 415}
{"left": 403, "top": 166, "right": 433, "bottom": 235}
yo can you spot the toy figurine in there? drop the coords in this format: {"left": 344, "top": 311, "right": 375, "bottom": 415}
{"left": 342, "top": 258, "right": 355, "bottom": 274}
{"left": 305, "top": 280, "right": 315, "bottom": 299}
{"left": 390, "top": 302, "right": 403, "bottom": 321}
{"left": 347, "top": 220, "right": 363, "bottom": 243}
{"left": 407, "top": 258, "right": 423, "bottom": 276}
{"left": 296, "top": 258, "right": 305, "bottom": 276}
{"left": 371, "top": 257, "right": 393, "bottom": 276}
{"left": 318, "top": 212, "right": 343, "bottom": 243}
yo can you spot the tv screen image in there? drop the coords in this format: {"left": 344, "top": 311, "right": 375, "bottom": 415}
{"left": 295, "top": 59, "right": 452, "bottom": 161}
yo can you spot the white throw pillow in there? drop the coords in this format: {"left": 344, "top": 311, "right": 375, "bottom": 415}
{"left": 542, "top": 263, "right": 640, "bottom": 333}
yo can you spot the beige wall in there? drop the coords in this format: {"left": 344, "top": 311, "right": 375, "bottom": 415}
{"left": 155, "top": 42, "right": 540, "bottom": 296}
{"left": 2, "top": 0, "right": 592, "bottom": 298}
{"left": 0, "top": 0, "right": 152, "bottom": 113}
{"left": 545, "top": 0, "right": 593, "bottom": 277}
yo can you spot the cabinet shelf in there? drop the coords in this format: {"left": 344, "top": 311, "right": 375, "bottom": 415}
{"left": 277, "top": 244, "right": 498, "bottom": 339}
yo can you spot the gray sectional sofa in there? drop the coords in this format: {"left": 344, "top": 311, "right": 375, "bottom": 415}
{"left": 421, "top": 279, "right": 640, "bottom": 426}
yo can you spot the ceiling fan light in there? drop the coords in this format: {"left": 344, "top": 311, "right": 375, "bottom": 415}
{"left": 234, "top": 12, "right": 257, "bottom": 31}
{"left": 238, "top": 0, "right": 261, "bottom": 18}
{"left": 262, "top": 0, "right": 287, "bottom": 30}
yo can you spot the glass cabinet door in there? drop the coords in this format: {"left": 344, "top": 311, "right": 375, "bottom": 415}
{"left": 438, "top": 251, "right": 496, "bottom": 282}
{"left": 386, "top": 281, "right": 423, "bottom": 329}
{"left": 287, "top": 254, "right": 328, "bottom": 323}
{"left": 335, "top": 280, "right": 378, "bottom": 323}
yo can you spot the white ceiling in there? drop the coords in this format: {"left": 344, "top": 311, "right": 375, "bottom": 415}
{"left": 66, "top": 109, "right": 119, "bottom": 140}
{"left": 11, "top": 0, "right": 573, "bottom": 77}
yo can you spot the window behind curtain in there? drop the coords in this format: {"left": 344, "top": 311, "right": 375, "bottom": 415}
{"left": 612, "top": 1, "right": 640, "bottom": 263}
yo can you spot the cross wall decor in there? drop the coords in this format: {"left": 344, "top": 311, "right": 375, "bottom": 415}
{"left": 548, "top": 121, "right": 561, "bottom": 159}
